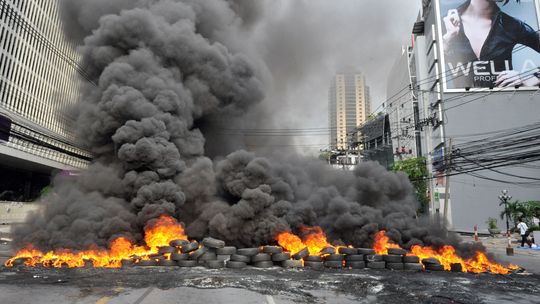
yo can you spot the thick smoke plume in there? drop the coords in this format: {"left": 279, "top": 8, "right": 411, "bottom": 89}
{"left": 13, "top": 0, "right": 482, "bottom": 258}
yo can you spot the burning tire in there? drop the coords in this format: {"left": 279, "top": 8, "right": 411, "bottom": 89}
{"left": 199, "top": 252, "right": 217, "bottom": 261}
{"left": 10, "top": 258, "right": 29, "bottom": 267}
{"left": 282, "top": 259, "right": 302, "bottom": 268}
{"left": 178, "top": 260, "right": 198, "bottom": 267}
{"left": 170, "top": 239, "right": 189, "bottom": 247}
{"left": 325, "top": 254, "right": 344, "bottom": 261}
{"left": 304, "top": 255, "right": 323, "bottom": 262}
{"left": 292, "top": 248, "right": 309, "bottom": 260}
{"left": 324, "top": 260, "right": 343, "bottom": 269}
{"left": 206, "top": 260, "right": 225, "bottom": 269}
{"left": 262, "top": 246, "right": 283, "bottom": 254}
{"left": 230, "top": 254, "right": 251, "bottom": 263}
{"left": 366, "top": 261, "right": 386, "bottom": 269}
{"left": 253, "top": 261, "right": 274, "bottom": 268}
{"left": 227, "top": 261, "right": 247, "bottom": 269}
{"left": 216, "top": 246, "right": 236, "bottom": 255}
{"left": 403, "top": 263, "right": 423, "bottom": 271}
{"left": 158, "top": 246, "right": 176, "bottom": 254}
{"left": 137, "top": 260, "right": 157, "bottom": 267}
{"left": 345, "top": 261, "right": 366, "bottom": 269}
{"left": 181, "top": 241, "right": 199, "bottom": 253}
{"left": 451, "top": 263, "right": 463, "bottom": 272}
{"left": 171, "top": 253, "right": 189, "bottom": 261}
{"left": 403, "top": 256, "right": 420, "bottom": 263}
{"left": 357, "top": 248, "right": 376, "bottom": 255}
{"left": 202, "top": 237, "right": 225, "bottom": 249}
{"left": 387, "top": 248, "right": 407, "bottom": 256}
{"left": 304, "top": 261, "right": 324, "bottom": 270}
{"left": 159, "top": 260, "right": 177, "bottom": 267}
{"left": 190, "top": 247, "right": 208, "bottom": 260}
{"left": 338, "top": 247, "right": 357, "bottom": 255}
{"left": 271, "top": 252, "right": 291, "bottom": 262}
{"left": 345, "top": 255, "right": 364, "bottom": 261}
{"left": 84, "top": 260, "right": 94, "bottom": 268}
{"left": 121, "top": 259, "right": 134, "bottom": 268}
{"left": 425, "top": 264, "right": 445, "bottom": 271}
{"left": 319, "top": 247, "right": 336, "bottom": 255}
{"left": 386, "top": 262, "right": 404, "bottom": 270}
{"left": 237, "top": 248, "right": 259, "bottom": 256}
{"left": 421, "top": 258, "right": 441, "bottom": 266}
{"left": 364, "top": 254, "right": 383, "bottom": 262}
{"left": 251, "top": 253, "right": 271, "bottom": 263}
{"left": 383, "top": 255, "right": 402, "bottom": 263}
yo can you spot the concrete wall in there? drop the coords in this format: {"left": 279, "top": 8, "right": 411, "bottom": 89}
{"left": 0, "top": 201, "right": 40, "bottom": 225}
{"left": 443, "top": 91, "right": 540, "bottom": 232}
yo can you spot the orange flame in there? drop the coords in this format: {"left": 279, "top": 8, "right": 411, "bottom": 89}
{"left": 374, "top": 231, "right": 516, "bottom": 275}
{"left": 276, "top": 231, "right": 305, "bottom": 255}
{"left": 4, "top": 215, "right": 187, "bottom": 268}
{"left": 373, "top": 230, "right": 400, "bottom": 255}
{"left": 276, "top": 226, "right": 349, "bottom": 255}
{"left": 301, "top": 227, "right": 333, "bottom": 255}
{"left": 144, "top": 215, "right": 188, "bottom": 251}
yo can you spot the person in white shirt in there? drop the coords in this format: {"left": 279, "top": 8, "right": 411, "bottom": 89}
{"left": 517, "top": 218, "right": 532, "bottom": 248}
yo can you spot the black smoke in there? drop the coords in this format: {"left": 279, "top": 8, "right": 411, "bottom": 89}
{"left": 13, "top": 0, "right": 483, "bottom": 258}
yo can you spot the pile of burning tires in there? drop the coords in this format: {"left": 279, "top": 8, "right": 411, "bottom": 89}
{"left": 125, "top": 237, "right": 448, "bottom": 272}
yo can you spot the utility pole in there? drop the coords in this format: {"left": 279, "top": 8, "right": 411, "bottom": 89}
{"left": 443, "top": 138, "right": 452, "bottom": 227}
{"left": 499, "top": 190, "right": 513, "bottom": 256}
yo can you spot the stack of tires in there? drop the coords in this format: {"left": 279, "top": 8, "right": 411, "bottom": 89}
{"left": 227, "top": 246, "right": 299, "bottom": 269}
{"left": 380, "top": 248, "right": 423, "bottom": 271}
{"left": 360, "top": 248, "right": 386, "bottom": 269}
{"left": 422, "top": 258, "right": 445, "bottom": 271}
{"left": 129, "top": 239, "right": 434, "bottom": 272}
{"left": 171, "top": 238, "right": 230, "bottom": 268}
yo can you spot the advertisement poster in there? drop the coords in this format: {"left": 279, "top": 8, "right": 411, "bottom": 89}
{"left": 437, "top": 0, "right": 540, "bottom": 91}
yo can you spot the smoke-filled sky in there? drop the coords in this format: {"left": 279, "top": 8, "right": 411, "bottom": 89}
{"left": 13, "top": 0, "right": 487, "bottom": 259}
{"left": 243, "top": 0, "right": 421, "bottom": 155}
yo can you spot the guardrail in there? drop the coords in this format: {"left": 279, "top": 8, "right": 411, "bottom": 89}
{"left": 0, "top": 201, "right": 40, "bottom": 224}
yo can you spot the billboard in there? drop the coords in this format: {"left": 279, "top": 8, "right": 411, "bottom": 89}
{"left": 436, "top": 0, "right": 540, "bottom": 91}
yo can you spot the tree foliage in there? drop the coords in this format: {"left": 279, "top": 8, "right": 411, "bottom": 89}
{"left": 500, "top": 200, "right": 540, "bottom": 228}
{"left": 392, "top": 157, "right": 429, "bottom": 213}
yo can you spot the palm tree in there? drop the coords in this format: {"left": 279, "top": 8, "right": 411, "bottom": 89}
{"left": 500, "top": 200, "right": 528, "bottom": 229}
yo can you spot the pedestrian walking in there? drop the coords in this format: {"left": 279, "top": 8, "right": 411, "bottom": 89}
{"left": 517, "top": 218, "right": 532, "bottom": 248}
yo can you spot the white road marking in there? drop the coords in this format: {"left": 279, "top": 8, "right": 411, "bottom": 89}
{"left": 266, "top": 295, "right": 276, "bottom": 304}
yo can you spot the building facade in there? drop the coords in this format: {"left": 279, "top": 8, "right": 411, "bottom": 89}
{"left": 386, "top": 47, "right": 422, "bottom": 162}
{"left": 328, "top": 73, "right": 372, "bottom": 150}
{"left": 0, "top": 0, "right": 90, "bottom": 202}
{"left": 403, "top": 0, "right": 540, "bottom": 232}
{"left": 360, "top": 113, "right": 394, "bottom": 170}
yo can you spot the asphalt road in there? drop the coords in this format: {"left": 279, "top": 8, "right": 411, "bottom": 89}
{"left": 1, "top": 266, "right": 539, "bottom": 304}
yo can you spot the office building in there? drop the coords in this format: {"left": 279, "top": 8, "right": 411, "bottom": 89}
{"left": 0, "top": 0, "right": 90, "bottom": 202}
{"left": 328, "top": 73, "right": 372, "bottom": 150}
{"left": 401, "top": 0, "right": 540, "bottom": 232}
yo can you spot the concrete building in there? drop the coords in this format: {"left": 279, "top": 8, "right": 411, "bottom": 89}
{"left": 328, "top": 73, "right": 372, "bottom": 150}
{"left": 0, "top": 0, "right": 90, "bottom": 202}
{"left": 386, "top": 46, "right": 422, "bottom": 161}
{"left": 359, "top": 114, "right": 394, "bottom": 170}
{"left": 403, "top": 0, "right": 540, "bottom": 232}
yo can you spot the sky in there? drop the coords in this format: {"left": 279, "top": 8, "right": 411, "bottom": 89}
{"left": 239, "top": 0, "right": 422, "bottom": 156}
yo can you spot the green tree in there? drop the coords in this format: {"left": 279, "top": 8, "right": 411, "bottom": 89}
{"left": 392, "top": 157, "right": 429, "bottom": 214}
{"left": 500, "top": 200, "right": 540, "bottom": 228}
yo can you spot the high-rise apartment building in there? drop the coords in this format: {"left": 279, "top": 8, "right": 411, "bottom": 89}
{"left": 328, "top": 73, "right": 371, "bottom": 150}
{"left": 0, "top": 0, "right": 90, "bottom": 201}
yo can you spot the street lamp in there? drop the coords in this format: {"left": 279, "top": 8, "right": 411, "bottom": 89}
{"left": 498, "top": 189, "right": 513, "bottom": 256}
